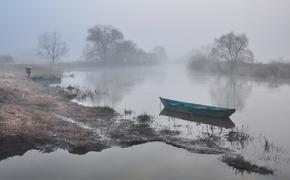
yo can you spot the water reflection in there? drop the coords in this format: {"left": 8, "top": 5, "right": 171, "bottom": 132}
{"left": 157, "top": 108, "right": 253, "bottom": 151}
{"left": 0, "top": 143, "right": 248, "bottom": 180}
{"left": 210, "top": 74, "right": 252, "bottom": 111}
{"left": 159, "top": 108, "right": 235, "bottom": 129}
{"left": 61, "top": 66, "right": 163, "bottom": 107}
{"left": 157, "top": 106, "right": 290, "bottom": 170}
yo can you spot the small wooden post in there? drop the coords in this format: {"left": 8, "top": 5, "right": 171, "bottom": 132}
{"left": 26, "top": 66, "right": 32, "bottom": 79}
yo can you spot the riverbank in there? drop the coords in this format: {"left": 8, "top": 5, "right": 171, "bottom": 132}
{"left": 188, "top": 59, "right": 290, "bottom": 87}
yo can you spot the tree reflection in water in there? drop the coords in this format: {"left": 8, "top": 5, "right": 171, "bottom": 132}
{"left": 210, "top": 74, "right": 253, "bottom": 111}
{"left": 61, "top": 66, "right": 161, "bottom": 107}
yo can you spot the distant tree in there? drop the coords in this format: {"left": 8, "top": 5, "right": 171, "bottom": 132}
{"left": 211, "top": 32, "right": 254, "bottom": 63}
{"left": 85, "top": 25, "right": 124, "bottom": 62}
{"left": 151, "top": 46, "right": 168, "bottom": 61}
{"left": 84, "top": 24, "right": 163, "bottom": 66}
{"left": 38, "top": 32, "right": 68, "bottom": 64}
{"left": 136, "top": 49, "right": 151, "bottom": 64}
{"left": 114, "top": 40, "right": 139, "bottom": 64}
{"left": 0, "top": 55, "right": 14, "bottom": 64}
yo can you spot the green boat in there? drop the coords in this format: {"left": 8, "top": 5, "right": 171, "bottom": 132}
{"left": 159, "top": 97, "right": 235, "bottom": 118}
{"left": 160, "top": 108, "right": 235, "bottom": 129}
{"left": 31, "top": 76, "right": 61, "bottom": 84}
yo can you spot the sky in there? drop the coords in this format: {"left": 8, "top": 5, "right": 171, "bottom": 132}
{"left": 0, "top": 0, "right": 289, "bottom": 62}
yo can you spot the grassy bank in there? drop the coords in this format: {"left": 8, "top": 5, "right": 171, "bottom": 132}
{"left": 188, "top": 58, "right": 290, "bottom": 82}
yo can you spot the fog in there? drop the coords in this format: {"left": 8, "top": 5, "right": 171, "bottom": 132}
{"left": 1, "top": 0, "right": 290, "bottom": 63}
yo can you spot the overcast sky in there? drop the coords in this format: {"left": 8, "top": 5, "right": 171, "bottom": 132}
{"left": 0, "top": 0, "right": 289, "bottom": 62}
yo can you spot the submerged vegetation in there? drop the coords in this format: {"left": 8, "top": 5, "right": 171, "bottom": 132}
{"left": 221, "top": 154, "right": 274, "bottom": 175}
{"left": 159, "top": 129, "right": 181, "bottom": 136}
{"left": 225, "top": 127, "right": 253, "bottom": 149}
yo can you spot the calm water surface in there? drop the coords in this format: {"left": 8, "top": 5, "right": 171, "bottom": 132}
{"left": 1, "top": 64, "right": 290, "bottom": 180}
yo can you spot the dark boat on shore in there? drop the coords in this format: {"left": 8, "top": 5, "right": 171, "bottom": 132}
{"left": 160, "top": 108, "right": 235, "bottom": 129}
{"left": 159, "top": 97, "right": 235, "bottom": 118}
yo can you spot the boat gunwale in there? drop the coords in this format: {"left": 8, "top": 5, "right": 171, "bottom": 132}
{"left": 159, "top": 97, "right": 235, "bottom": 110}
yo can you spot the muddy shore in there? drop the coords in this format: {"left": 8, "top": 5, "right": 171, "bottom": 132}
{"left": 0, "top": 64, "right": 274, "bottom": 175}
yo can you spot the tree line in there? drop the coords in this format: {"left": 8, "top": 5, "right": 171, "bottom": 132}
{"left": 37, "top": 25, "right": 167, "bottom": 65}
{"left": 38, "top": 30, "right": 255, "bottom": 65}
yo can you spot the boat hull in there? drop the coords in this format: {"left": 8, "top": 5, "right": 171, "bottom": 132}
{"left": 159, "top": 97, "right": 235, "bottom": 118}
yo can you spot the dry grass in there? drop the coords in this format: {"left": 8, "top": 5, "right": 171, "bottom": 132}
{"left": 0, "top": 70, "right": 114, "bottom": 145}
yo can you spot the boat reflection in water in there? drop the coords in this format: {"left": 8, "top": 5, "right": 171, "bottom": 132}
{"left": 159, "top": 108, "right": 235, "bottom": 129}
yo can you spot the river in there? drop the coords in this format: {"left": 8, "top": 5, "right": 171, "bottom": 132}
{"left": 1, "top": 63, "right": 290, "bottom": 180}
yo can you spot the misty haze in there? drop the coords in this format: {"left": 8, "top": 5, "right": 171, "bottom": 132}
{"left": 1, "top": 1, "right": 290, "bottom": 180}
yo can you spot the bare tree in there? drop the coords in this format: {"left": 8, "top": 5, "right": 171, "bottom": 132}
{"left": 38, "top": 32, "right": 68, "bottom": 64}
{"left": 211, "top": 32, "right": 254, "bottom": 63}
{"left": 85, "top": 25, "right": 124, "bottom": 62}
